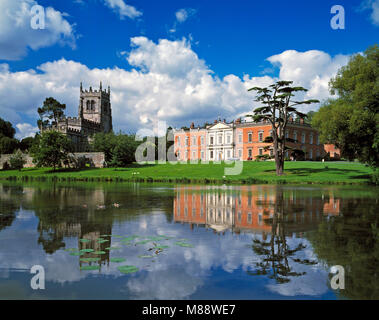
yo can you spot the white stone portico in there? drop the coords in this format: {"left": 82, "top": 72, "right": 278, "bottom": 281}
{"left": 206, "top": 121, "right": 234, "bottom": 161}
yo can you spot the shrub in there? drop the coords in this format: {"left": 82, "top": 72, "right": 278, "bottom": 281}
{"left": 9, "top": 150, "right": 26, "bottom": 171}
{"left": 2, "top": 161, "right": 10, "bottom": 170}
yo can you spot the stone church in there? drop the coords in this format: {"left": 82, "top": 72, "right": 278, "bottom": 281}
{"left": 51, "top": 82, "right": 113, "bottom": 152}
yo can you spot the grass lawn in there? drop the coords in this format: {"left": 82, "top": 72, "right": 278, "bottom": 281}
{"left": 0, "top": 161, "right": 375, "bottom": 185}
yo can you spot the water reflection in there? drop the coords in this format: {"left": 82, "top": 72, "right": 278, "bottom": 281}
{"left": 0, "top": 182, "right": 378, "bottom": 299}
{"left": 173, "top": 185, "right": 340, "bottom": 235}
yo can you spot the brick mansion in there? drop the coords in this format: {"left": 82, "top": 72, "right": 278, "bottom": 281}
{"left": 173, "top": 117, "right": 340, "bottom": 161}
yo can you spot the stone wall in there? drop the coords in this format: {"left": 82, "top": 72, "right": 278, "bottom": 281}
{"left": 0, "top": 152, "right": 105, "bottom": 169}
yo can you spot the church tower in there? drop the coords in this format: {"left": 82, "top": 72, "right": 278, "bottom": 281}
{"left": 78, "top": 82, "right": 113, "bottom": 133}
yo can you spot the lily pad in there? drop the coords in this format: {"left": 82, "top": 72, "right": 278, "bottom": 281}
{"left": 80, "top": 248, "right": 95, "bottom": 253}
{"left": 79, "top": 239, "right": 90, "bottom": 243}
{"left": 111, "top": 235, "right": 123, "bottom": 238}
{"left": 175, "top": 242, "right": 194, "bottom": 248}
{"left": 70, "top": 252, "right": 84, "bottom": 256}
{"left": 117, "top": 265, "right": 139, "bottom": 274}
{"left": 105, "top": 247, "right": 121, "bottom": 250}
{"left": 64, "top": 248, "right": 78, "bottom": 252}
{"left": 135, "top": 240, "right": 150, "bottom": 245}
{"left": 155, "top": 245, "right": 169, "bottom": 249}
{"left": 138, "top": 255, "right": 154, "bottom": 258}
{"left": 80, "top": 257, "right": 101, "bottom": 263}
{"left": 110, "top": 257, "right": 126, "bottom": 263}
{"left": 93, "top": 251, "right": 107, "bottom": 255}
{"left": 97, "top": 239, "right": 109, "bottom": 243}
{"left": 80, "top": 265, "right": 100, "bottom": 271}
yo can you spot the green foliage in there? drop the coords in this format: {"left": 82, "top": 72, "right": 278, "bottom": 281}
{"left": 31, "top": 131, "right": 73, "bottom": 170}
{"left": 92, "top": 132, "right": 140, "bottom": 167}
{"left": 37, "top": 97, "right": 66, "bottom": 129}
{"left": 19, "top": 137, "right": 35, "bottom": 152}
{"left": 9, "top": 150, "right": 26, "bottom": 171}
{"left": 0, "top": 117, "right": 16, "bottom": 139}
{"left": 110, "top": 134, "right": 140, "bottom": 167}
{"left": 0, "top": 136, "right": 19, "bottom": 154}
{"left": 312, "top": 45, "right": 379, "bottom": 167}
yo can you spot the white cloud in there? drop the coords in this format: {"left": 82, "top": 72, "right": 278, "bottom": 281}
{"left": 360, "top": 0, "right": 379, "bottom": 25}
{"left": 0, "top": 0, "right": 77, "bottom": 60}
{"left": 169, "top": 8, "right": 197, "bottom": 33}
{"left": 15, "top": 123, "right": 38, "bottom": 139}
{"left": 176, "top": 8, "right": 197, "bottom": 23}
{"left": 267, "top": 50, "right": 350, "bottom": 107}
{"left": 0, "top": 36, "right": 352, "bottom": 135}
{"left": 103, "top": 0, "right": 142, "bottom": 20}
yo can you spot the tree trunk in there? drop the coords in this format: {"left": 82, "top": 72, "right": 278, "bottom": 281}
{"left": 276, "top": 156, "right": 284, "bottom": 176}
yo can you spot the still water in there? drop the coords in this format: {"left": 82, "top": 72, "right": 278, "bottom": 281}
{"left": 0, "top": 182, "right": 378, "bottom": 300}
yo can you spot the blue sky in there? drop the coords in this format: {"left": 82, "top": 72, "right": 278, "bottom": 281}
{"left": 0, "top": 0, "right": 378, "bottom": 138}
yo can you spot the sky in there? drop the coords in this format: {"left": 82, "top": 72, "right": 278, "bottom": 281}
{"left": 0, "top": 0, "right": 378, "bottom": 139}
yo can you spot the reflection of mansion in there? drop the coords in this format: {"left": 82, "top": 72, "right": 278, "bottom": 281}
{"left": 173, "top": 118, "right": 340, "bottom": 161}
{"left": 173, "top": 186, "right": 340, "bottom": 235}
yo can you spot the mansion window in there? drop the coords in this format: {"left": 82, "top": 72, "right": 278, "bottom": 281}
{"left": 259, "top": 148, "right": 263, "bottom": 156}
{"left": 310, "top": 133, "right": 313, "bottom": 144}
{"left": 238, "top": 149, "right": 242, "bottom": 158}
{"left": 248, "top": 132, "right": 252, "bottom": 143}
{"left": 192, "top": 151, "right": 196, "bottom": 159}
{"left": 177, "top": 151, "right": 181, "bottom": 159}
{"left": 285, "top": 130, "right": 289, "bottom": 139}
{"left": 185, "top": 151, "right": 188, "bottom": 159}
{"left": 210, "top": 136, "right": 214, "bottom": 145}
{"left": 294, "top": 131, "right": 297, "bottom": 142}
{"left": 248, "top": 213, "right": 252, "bottom": 224}
{"left": 210, "top": 150, "right": 214, "bottom": 159}
{"left": 258, "top": 132, "right": 263, "bottom": 142}
{"left": 185, "top": 137, "right": 189, "bottom": 146}
{"left": 226, "top": 135, "right": 231, "bottom": 144}
{"left": 177, "top": 137, "right": 181, "bottom": 146}
{"left": 218, "top": 135, "right": 222, "bottom": 144}
{"left": 248, "top": 148, "right": 253, "bottom": 158}
{"left": 201, "top": 136, "right": 204, "bottom": 145}
{"left": 201, "top": 151, "right": 204, "bottom": 160}
{"left": 227, "top": 150, "right": 231, "bottom": 159}
{"left": 238, "top": 133, "right": 242, "bottom": 143}
{"left": 269, "top": 149, "right": 274, "bottom": 157}
{"left": 192, "top": 137, "right": 196, "bottom": 145}
{"left": 309, "top": 149, "right": 313, "bottom": 159}
{"left": 301, "top": 132, "right": 305, "bottom": 144}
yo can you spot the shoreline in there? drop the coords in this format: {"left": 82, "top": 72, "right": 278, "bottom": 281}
{"left": 0, "top": 161, "right": 375, "bottom": 186}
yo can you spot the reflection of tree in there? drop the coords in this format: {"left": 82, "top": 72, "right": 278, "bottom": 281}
{"left": 307, "top": 198, "right": 379, "bottom": 299}
{"left": 0, "top": 185, "right": 23, "bottom": 232}
{"left": 248, "top": 188, "right": 317, "bottom": 284}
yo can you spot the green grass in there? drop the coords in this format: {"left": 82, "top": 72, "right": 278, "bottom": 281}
{"left": 0, "top": 161, "right": 375, "bottom": 185}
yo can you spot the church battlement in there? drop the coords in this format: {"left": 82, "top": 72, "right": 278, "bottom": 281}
{"left": 46, "top": 82, "right": 113, "bottom": 152}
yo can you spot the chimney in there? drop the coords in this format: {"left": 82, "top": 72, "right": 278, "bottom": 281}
{"left": 235, "top": 118, "right": 241, "bottom": 124}
{"left": 289, "top": 116, "right": 293, "bottom": 123}
{"left": 190, "top": 122, "right": 195, "bottom": 129}
{"left": 214, "top": 119, "right": 218, "bottom": 124}
{"left": 223, "top": 119, "right": 226, "bottom": 123}
{"left": 300, "top": 118, "right": 304, "bottom": 124}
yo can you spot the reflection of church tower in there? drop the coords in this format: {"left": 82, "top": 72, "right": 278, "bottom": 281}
{"left": 79, "top": 82, "right": 113, "bottom": 133}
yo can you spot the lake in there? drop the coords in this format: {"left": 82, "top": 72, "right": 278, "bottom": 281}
{"left": 0, "top": 182, "right": 378, "bottom": 300}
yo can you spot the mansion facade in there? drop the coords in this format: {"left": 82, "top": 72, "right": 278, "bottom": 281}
{"left": 173, "top": 118, "right": 338, "bottom": 161}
